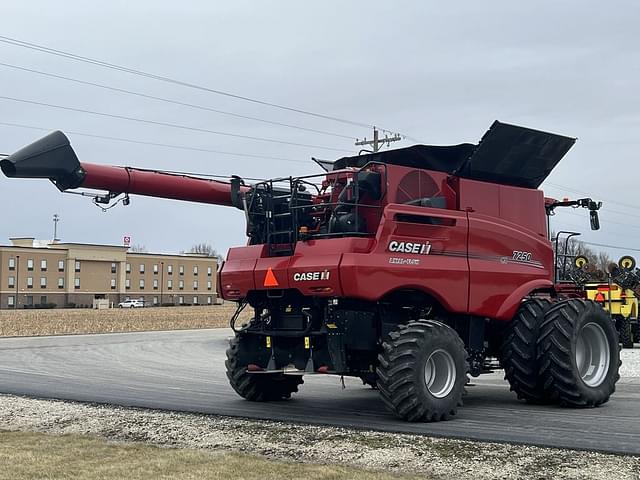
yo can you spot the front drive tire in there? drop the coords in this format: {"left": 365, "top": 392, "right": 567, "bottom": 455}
{"left": 225, "top": 335, "right": 303, "bottom": 401}
{"left": 376, "top": 320, "right": 468, "bottom": 422}
{"left": 538, "top": 299, "right": 620, "bottom": 407}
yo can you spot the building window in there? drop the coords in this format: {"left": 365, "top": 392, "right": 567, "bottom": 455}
{"left": 26, "top": 296, "right": 33, "bottom": 307}
{"left": 179, "top": 280, "right": 184, "bottom": 290}
{"left": 178, "top": 296, "right": 184, "bottom": 305}
{"left": 7, "top": 295, "right": 15, "bottom": 307}
{"left": 26, "top": 277, "right": 33, "bottom": 288}
{"left": 125, "top": 279, "right": 131, "bottom": 289}
{"left": 139, "top": 279, "right": 145, "bottom": 289}
{"left": 193, "top": 296, "right": 198, "bottom": 305}
{"left": 207, "top": 281, "right": 212, "bottom": 290}
{"left": 153, "top": 264, "right": 159, "bottom": 274}
{"left": 179, "top": 265, "right": 184, "bottom": 276}
{"left": 193, "top": 280, "right": 198, "bottom": 290}
{"left": 75, "top": 261, "right": 81, "bottom": 272}
{"left": 58, "top": 278, "right": 64, "bottom": 289}
{"left": 40, "top": 277, "right": 47, "bottom": 288}
{"left": 153, "top": 279, "right": 158, "bottom": 290}
{"left": 40, "top": 296, "right": 47, "bottom": 305}
{"left": 139, "top": 264, "right": 145, "bottom": 274}
{"left": 27, "top": 259, "right": 34, "bottom": 271}
{"left": 111, "top": 263, "right": 117, "bottom": 274}
{"left": 58, "top": 260, "right": 65, "bottom": 272}
{"left": 167, "top": 279, "right": 173, "bottom": 290}
{"left": 207, "top": 266, "right": 212, "bottom": 277}
{"left": 207, "top": 296, "right": 212, "bottom": 305}
{"left": 126, "top": 263, "right": 131, "bottom": 273}
{"left": 74, "top": 278, "right": 80, "bottom": 289}
{"left": 8, "top": 258, "right": 15, "bottom": 270}
{"left": 110, "top": 279, "right": 117, "bottom": 290}
{"left": 8, "top": 276, "right": 15, "bottom": 288}
{"left": 153, "top": 296, "right": 158, "bottom": 305}
{"left": 167, "top": 265, "right": 173, "bottom": 275}
{"left": 40, "top": 259, "right": 47, "bottom": 271}
{"left": 193, "top": 266, "right": 198, "bottom": 276}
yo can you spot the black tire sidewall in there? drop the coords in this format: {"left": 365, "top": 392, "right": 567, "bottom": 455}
{"left": 569, "top": 302, "right": 619, "bottom": 404}
{"left": 413, "top": 330, "right": 467, "bottom": 413}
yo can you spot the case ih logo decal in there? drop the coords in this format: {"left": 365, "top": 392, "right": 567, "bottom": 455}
{"left": 293, "top": 270, "right": 330, "bottom": 281}
{"left": 387, "top": 240, "right": 432, "bottom": 255}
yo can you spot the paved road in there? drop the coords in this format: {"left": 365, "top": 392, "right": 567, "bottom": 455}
{"left": 0, "top": 329, "right": 638, "bottom": 454}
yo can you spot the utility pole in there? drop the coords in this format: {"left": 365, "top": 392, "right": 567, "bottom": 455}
{"left": 355, "top": 127, "right": 402, "bottom": 153}
{"left": 52, "top": 214, "right": 60, "bottom": 241}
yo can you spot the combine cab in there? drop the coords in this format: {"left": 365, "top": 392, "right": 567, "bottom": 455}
{"left": 1, "top": 120, "right": 621, "bottom": 421}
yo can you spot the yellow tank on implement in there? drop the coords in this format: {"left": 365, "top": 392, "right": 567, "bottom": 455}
{"left": 577, "top": 255, "right": 638, "bottom": 348}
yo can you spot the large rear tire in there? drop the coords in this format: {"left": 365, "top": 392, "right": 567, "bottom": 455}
{"left": 500, "top": 298, "right": 551, "bottom": 403}
{"left": 376, "top": 320, "right": 468, "bottom": 422}
{"left": 538, "top": 299, "right": 620, "bottom": 407}
{"left": 225, "top": 335, "right": 303, "bottom": 401}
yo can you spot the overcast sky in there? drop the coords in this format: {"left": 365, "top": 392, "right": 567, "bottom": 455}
{"left": 1, "top": 1, "right": 639, "bottom": 258}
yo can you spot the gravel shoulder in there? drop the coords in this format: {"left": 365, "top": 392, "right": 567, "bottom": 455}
{"left": 1, "top": 394, "right": 638, "bottom": 480}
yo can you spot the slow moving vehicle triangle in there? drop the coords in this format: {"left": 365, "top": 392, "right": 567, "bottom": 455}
{"left": 263, "top": 267, "right": 279, "bottom": 287}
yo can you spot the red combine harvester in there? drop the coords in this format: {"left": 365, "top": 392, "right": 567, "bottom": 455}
{"left": 1, "top": 121, "right": 620, "bottom": 421}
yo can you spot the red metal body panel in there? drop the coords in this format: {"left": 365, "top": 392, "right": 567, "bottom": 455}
{"left": 467, "top": 212, "right": 553, "bottom": 320}
{"left": 219, "top": 245, "right": 262, "bottom": 300}
{"left": 456, "top": 178, "right": 548, "bottom": 237}
{"left": 340, "top": 204, "right": 469, "bottom": 312}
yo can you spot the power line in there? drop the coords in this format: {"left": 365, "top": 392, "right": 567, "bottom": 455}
{"left": 0, "top": 121, "right": 307, "bottom": 164}
{"left": 0, "top": 61, "right": 354, "bottom": 141}
{"left": 0, "top": 35, "right": 405, "bottom": 135}
{"left": 545, "top": 181, "right": 640, "bottom": 213}
{"left": 560, "top": 209, "right": 640, "bottom": 234}
{"left": 582, "top": 241, "right": 640, "bottom": 253}
{"left": 0, "top": 96, "right": 351, "bottom": 153}
{"left": 545, "top": 183, "right": 640, "bottom": 223}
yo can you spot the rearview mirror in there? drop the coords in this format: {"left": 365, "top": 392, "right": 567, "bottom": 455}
{"left": 590, "top": 210, "right": 600, "bottom": 230}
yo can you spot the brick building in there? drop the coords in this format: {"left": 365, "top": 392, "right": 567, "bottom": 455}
{"left": 0, "top": 238, "right": 218, "bottom": 309}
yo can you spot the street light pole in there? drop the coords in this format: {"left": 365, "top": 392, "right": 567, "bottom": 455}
{"left": 52, "top": 214, "right": 60, "bottom": 241}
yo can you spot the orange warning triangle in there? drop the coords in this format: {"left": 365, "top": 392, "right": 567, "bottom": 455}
{"left": 263, "top": 267, "right": 279, "bottom": 287}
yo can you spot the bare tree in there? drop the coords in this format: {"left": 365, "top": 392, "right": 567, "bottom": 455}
{"left": 596, "top": 251, "right": 613, "bottom": 273}
{"left": 129, "top": 244, "right": 148, "bottom": 253}
{"left": 187, "top": 243, "right": 223, "bottom": 263}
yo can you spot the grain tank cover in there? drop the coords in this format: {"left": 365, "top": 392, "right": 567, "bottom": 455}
{"left": 458, "top": 121, "right": 576, "bottom": 188}
{"left": 334, "top": 121, "right": 576, "bottom": 189}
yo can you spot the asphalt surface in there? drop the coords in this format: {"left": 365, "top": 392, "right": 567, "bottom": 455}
{"left": 0, "top": 329, "right": 638, "bottom": 454}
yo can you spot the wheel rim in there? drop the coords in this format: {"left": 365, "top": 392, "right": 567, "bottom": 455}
{"left": 575, "top": 322, "right": 610, "bottom": 387}
{"left": 423, "top": 349, "right": 456, "bottom": 398}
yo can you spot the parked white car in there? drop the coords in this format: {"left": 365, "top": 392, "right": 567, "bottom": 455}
{"left": 118, "top": 299, "right": 145, "bottom": 308}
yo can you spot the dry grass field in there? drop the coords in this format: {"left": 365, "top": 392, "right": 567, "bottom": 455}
{"left": 0, "top": 304, "right": 252, "bottom": 337}
{"left": 0, "top": 431, "right": 415, "bottom": 480}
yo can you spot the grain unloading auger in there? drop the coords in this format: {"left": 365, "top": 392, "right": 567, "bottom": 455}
{"left": 1, "top": 121, "right": 620, "bottom": 422}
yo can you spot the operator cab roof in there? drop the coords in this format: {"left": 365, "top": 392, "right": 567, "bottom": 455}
{"left": 333, "top": 121, "right": 576, "bottom": 189}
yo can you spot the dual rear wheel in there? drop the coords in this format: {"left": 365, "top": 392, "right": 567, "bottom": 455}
{"left": 502, "top": 298, "right": 620, "bottom": 407}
